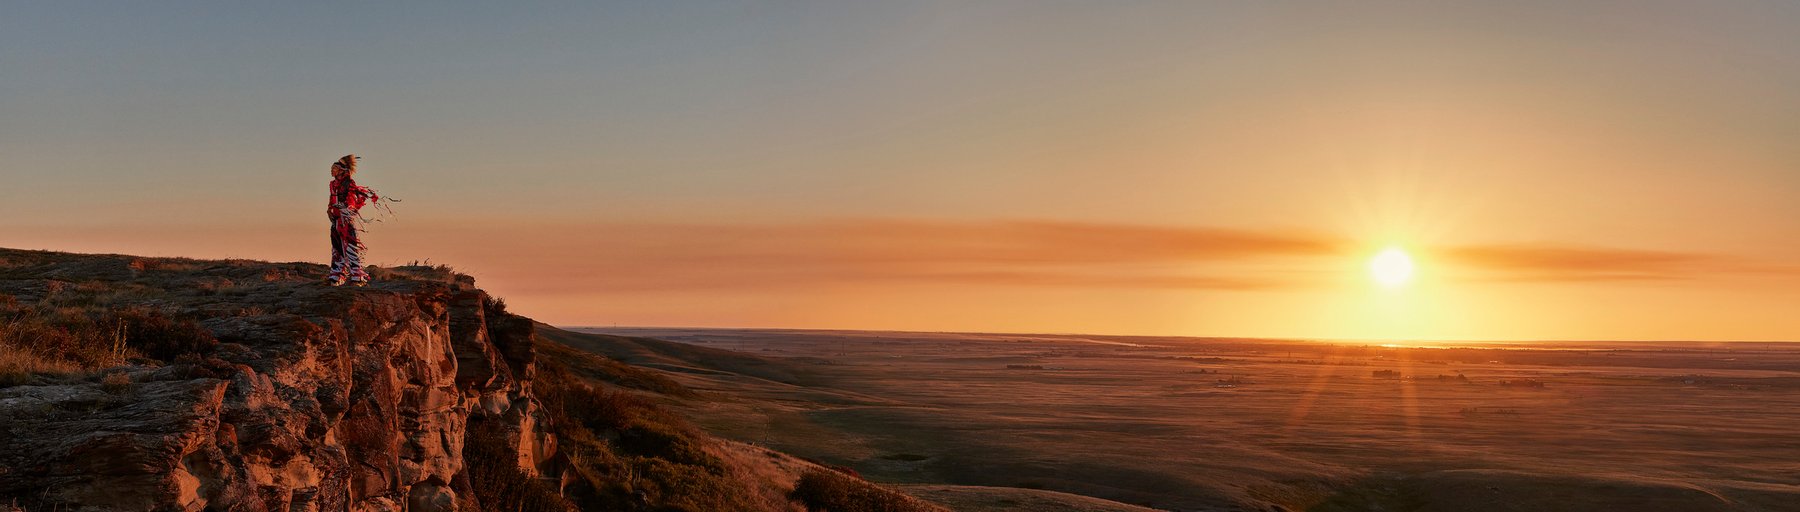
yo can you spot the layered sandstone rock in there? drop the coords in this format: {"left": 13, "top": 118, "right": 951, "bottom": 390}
{"left": 0, "top": 252, "right": 555, "bottom": 512}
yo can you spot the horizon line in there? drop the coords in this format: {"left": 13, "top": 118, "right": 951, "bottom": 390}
{"left": 558, "top": 324, "right": 1800, "bottom": 346}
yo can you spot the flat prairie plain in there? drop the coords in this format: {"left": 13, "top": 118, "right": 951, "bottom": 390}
{"left": 564, "top": 327, "right": 1800, "bottom": 512}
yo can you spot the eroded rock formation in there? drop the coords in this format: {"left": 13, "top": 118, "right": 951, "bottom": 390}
{"left": 0, "top": 253, "right": 555, "bottom": 512}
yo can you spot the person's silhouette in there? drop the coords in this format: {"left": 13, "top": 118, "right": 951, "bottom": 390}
{"left": 327, "top": 154, "right": 379, "bottom": 286}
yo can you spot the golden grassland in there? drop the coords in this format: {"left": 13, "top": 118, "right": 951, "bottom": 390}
{"left": 570, "top": 327, "right": 1800, "bottom": 512}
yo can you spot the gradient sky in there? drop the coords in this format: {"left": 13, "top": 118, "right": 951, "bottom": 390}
{"left": 4, "top": 2, "right": 1797, "bottom": 341}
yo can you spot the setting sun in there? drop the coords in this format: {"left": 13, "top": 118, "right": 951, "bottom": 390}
{"left": 1369, "top": 247, "right": 1415, "bottom": 288}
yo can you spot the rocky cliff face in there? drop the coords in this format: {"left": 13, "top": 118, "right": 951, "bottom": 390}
{"left": 0, "top": 251, "right": 556, "bottom": 512}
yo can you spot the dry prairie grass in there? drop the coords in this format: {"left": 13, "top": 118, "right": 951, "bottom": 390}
{"left": 0, "top": 345, "right": 82, "bottom": 387}
{"left": 576, "top": 327, "right": 1800, "bottom": 512}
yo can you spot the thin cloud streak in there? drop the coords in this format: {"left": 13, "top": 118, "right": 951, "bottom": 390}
{"left": 457, "top": 219, "right": 1793, "bottom": 294}
{"left": 471, "top": 219, "right": 1341, "bottom": 293}
{"left": 1438, "top": 244, "right": 1772, "bottom": 283}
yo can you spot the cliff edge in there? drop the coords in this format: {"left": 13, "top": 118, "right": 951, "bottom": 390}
{"left": 0, "top": 249, "right": 552, "bottom": 511}
{"left": 0, "top": 248, "right": 949, "bottom": 512}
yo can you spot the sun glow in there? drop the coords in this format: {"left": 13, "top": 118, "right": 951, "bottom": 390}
{"left": 1369, "top": 247, "right": 1415, "bottom": 288}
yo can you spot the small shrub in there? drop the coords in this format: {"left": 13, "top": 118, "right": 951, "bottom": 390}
{"left": 193, "top": 277, "right": 236, "bottom": 295}
{"left": 534, "top": 336, "right": 775, "bottom": 511}
{"left": 616, "top": 417, "right": 718, "bottom": 468}
{"left": 106, "top": 308, "right": 217, "bottom": 362}
{"left": 100, "top": 371, "right": 132, "bottom": 394}
{"left": 541, "top": 379, "right": 648, "bottom": 433}
{"left": 789, "top": 468, "right": 944, "bottom": 512}
{"left": 464, "top": 419, "right": 569, "bottom": 512}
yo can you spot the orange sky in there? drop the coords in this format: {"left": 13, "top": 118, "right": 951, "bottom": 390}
{"left": 3, "top": 3, "right": 1798, "bottom": 340}
{"left": 7, "top": 214, "right": 1796, "bottom": 341}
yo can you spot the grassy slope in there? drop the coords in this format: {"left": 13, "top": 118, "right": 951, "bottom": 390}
{"left": 535, "top": 324, "right": 1178, "bottom": 512}
{"left": 530, "top": 323, "right": 949, "bottom": 512}
{"left": 541, "top": 327, "right": 1800, "bottom": 512}
{"left": 534, "top": 323, "right": 828, "bottom": 386}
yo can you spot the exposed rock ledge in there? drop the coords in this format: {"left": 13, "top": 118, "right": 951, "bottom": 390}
{"left": 0, "top": 252, "right": 554, "bottom": 512}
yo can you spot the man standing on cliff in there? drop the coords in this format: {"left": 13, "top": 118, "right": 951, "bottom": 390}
{"left": 327, "top": 154, "right": 380, "bottom": 286}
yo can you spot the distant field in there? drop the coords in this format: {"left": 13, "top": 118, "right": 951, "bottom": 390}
{"left": 565, "top": 328, "right": 1800, "bottom": 512}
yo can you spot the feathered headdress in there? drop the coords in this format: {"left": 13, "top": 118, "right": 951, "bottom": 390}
{"left": 330, "top": 154, "right": 360, "bottom": 177}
